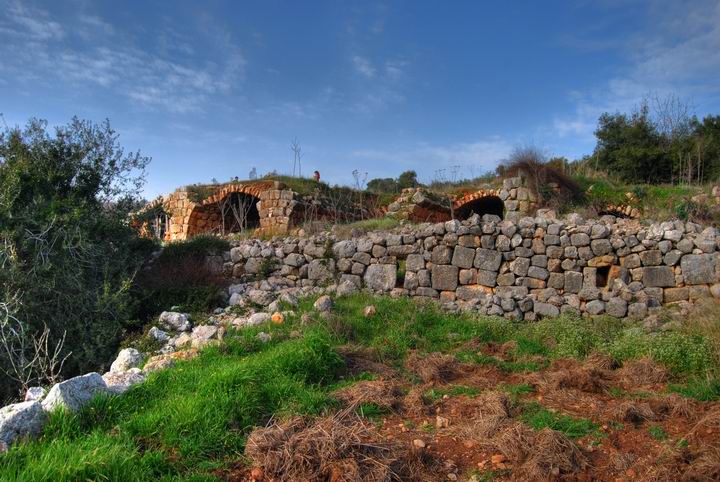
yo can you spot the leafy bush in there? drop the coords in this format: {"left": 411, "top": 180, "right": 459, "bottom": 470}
{"left": 0, "top": 118, "right": 152, "bottom": 401}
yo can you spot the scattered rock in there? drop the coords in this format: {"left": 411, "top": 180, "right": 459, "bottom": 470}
{"left": 363, "top": 305, "right": 377, "bottom": 317}
{"left": 271, "top": 312, "right": 285, "bottom": 324}
{"left": 143, "top": 349, "right": 199, "bottom": 373}
{"left": 435, "top": 416, "right": 450, "bottom": 428}
{"left": 313, "top": 295, "right": 334, "bottom": 312}
{"left": 247, "top": 312, "right": 271, "bottom": 326}
{"left": 413, "top": 438, "right": 426, "bottom": 449}
{"left": 103, "top": 369, "right": 146, "bottom": 394}
{"left": 190, "top": 325, "right": 219, "bottom": 348}
{"left": 110, "top": 348, "right": 144, "bottom": 372}
{"left": 148, "top": 326, "right": 170, "bottom": 343}
{"left": 158, "top": 311, "right": 192, "bottom": 332}
{"left": 256, "top": 332, "right": 272, "bottom": 343}
{"left": 0, "top": 401, "right": 47, "bottom": 447}
{"left": 42, "top": 373, "right": 108, "bottom": 412}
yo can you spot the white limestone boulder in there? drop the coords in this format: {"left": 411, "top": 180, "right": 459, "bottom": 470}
{"left": 0, "top": 401, "right": 47, "bottom": 446}
{"left": 24, "top": 387, "right": 46, "bottom": 402}
{"left": 110, "top": 348, "right": 144, "bottom": 372}
{"left": 103, "top": 368, "right": 147, "bottom": 394}
{"left": 158, "top": 311, "right": 192, "bottom": 332}
{"left": 41, "top": 373, "right": 109, "bottom": 412}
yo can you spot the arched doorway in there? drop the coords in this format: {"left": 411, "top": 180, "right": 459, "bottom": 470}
{"left": 217, "top": 192, "right": 260, "bottom": 233}
{"left": 455, "top": 196, "right": 504, "bottom": 220}
{"left": 187, "top": 191, "right": 260, "bottom": 237}
{"left": 150, "top": 208, "right": 171, "bottom": 240}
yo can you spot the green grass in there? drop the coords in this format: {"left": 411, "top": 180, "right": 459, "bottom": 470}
{"left": 498, "top": 383, "right": 535, "bottom": 400}
{"left": 0, "top": 329, "right": 342, "bottom": 481}
{"left": 355, "top": 402, "right": 387, "bottom": 420}
{"left": 648, "top": 425, "right": 668, "bottom": 441}
{"left": 3, "top": 292, "right": 720, "bottom": 479}
{"left": 669, "top": 378, "right": 720, "bottom": 401}
{"left": 520, "top": 402, "right": 600, "bottom": 439}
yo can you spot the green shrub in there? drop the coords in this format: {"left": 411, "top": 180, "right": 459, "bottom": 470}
{"left": 0, "top": 118, "right": 153, "bottom": 401}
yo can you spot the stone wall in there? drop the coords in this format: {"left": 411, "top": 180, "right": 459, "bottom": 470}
{"left": 386, "top": 176, "right": 538, "bottom": 223}
{"left": 221, "top": 213, "right": 720, "bottom": 320}
{"left": 256, "top": 189, "right": 300, "bottom": 235}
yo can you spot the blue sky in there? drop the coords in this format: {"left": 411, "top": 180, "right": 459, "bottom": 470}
{"left": 1, "top": 0, "right": 719, "bottom": 198}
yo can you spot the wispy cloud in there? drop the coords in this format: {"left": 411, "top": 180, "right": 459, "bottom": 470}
{"left": 348, "top": 54, "right": 410, "bottom": 114}
{"left": 0, "top": 0, "right": 246, "bottom": 113}
{"left": 350, "top": 137, "right": 513, "bottom": 181}
{"left": 0, "top": 0, "right": 64, "bottom": 41}
{"left": 552, "top": 0, "right": 720, "bottom": 142}
{"left": 352, "top": 55, "right": 376, "bottom": 78}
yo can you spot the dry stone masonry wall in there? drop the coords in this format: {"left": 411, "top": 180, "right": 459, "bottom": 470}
{"left": 222, "top": 213, "right": 720, "bottom": 321}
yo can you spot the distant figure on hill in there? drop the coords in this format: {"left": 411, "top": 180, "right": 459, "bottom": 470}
{"left": 313, "top": 170, "right": 320, "bottom": 182}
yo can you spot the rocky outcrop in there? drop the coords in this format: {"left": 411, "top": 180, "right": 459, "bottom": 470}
{"left": 158, "top": 311, "right": 192, "bottom": 332}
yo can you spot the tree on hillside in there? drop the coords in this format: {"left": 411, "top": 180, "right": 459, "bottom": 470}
{"left": 592, "top": 94, "right": 720, "bottom": 184}
{"left": 0, "top": 118, "right": 152, "bottom": 401}
{"left": 397, "top": 170, "right": 419, "bottom": 189}
{"left": 366, "top": 177, "right": 399, "bottom": 193}
{"left": 593, "top": 103, "right": 668, "bottom": 183}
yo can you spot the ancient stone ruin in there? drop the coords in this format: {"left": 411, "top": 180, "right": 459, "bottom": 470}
{"left": 133, "top": 180, "right": 290, "bottom": 240}
{"left": 134, "top": 175, "right": 544, "bottom": 240}
{"left": 218, "top": 213, "right": 720, "bottom": 321}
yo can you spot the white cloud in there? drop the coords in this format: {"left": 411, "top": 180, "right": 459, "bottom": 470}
{"left": 0, "top": 1, "right": 246, "bottom": 113}
{"left": 552, "top": 0, "right": 720, "bottom": 141}
{"left": 352, "top": 55, "right": 376, "bottom": 78}
{"left": 0, "top": 0, "right": 64, "bottom": 41}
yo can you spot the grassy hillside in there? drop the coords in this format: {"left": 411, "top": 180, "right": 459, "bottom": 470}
{"left": 1, "top": 294, "right": 719, "bottom": 480}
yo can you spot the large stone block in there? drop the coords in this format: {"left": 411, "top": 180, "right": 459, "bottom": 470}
{"left": 456, "top": 285, "right": 492, "bottom": 301}
{"left": 405, "top": 254, "right": 425, "bottom": 272}
{"left": 640, "top": 250, "right": 662, "bottom": 266}
{"left": 681, "top": 254, "right": 717, "bottom": 285}
{"left": 642, "top": 266, "right": 675, "bottom": 287}
{"left": 364, "top": 264, "right": 397, "bottom": 292}
{"left": 431, "top": 245, "right": 453, "bottom": 264}
{"left": 474, "top": 248, "right": 502, "bottom": 271}
{"left": 477, "top": 270, "right": 497, "bottom": 287}
{"left": 534, "top": 302, "right": 559, "bottom": 317}
{"left": 307, "top": 259, "right": 336, "bottom": 281}
{"left": 451, "top": 246, "right": 475, "bottom": 269}
{"left": 432, "top": 264, "right": 459, "bottom": 291}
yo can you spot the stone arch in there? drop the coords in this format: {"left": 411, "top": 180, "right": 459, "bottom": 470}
{"left": 186, "top": 186, "right": 262, "bottom": 237}
{"left": 454, "top": 194, "right": 505, "bottom": 220}
{"left": 148, "top": 206, "right": 171, "bottom": 240}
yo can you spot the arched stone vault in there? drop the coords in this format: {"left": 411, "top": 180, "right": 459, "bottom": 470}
{"left": 452, "top": 190, "right": 505, "bottom": 220}
{"left": 134, "top": 180, "right": 293, "bottom": 241}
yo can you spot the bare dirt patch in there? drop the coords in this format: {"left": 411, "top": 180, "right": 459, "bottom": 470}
{"left": 224, "top": 350, "right": 720, "bottom": 481}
